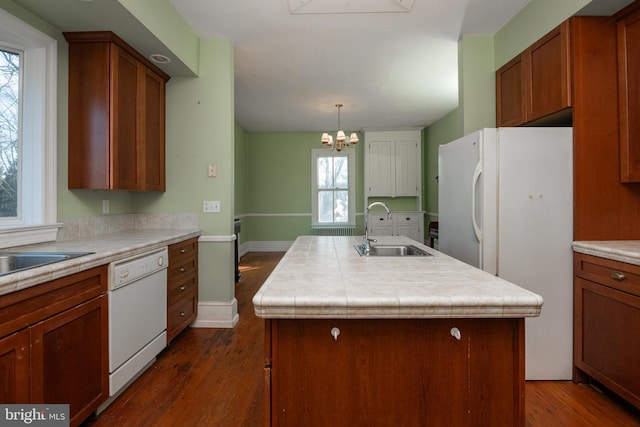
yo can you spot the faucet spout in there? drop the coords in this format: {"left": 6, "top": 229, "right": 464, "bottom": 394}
{"left": 363, "top": 202, "right": 392, "bottom": 253}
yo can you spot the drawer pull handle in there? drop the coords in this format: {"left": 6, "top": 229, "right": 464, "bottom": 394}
{"left": 180, "top": 285, "right": 186, "bottom": 291}
{"left": 331, "top": 327, "right": 340, "bottom": 341}
{"left": 180, "top": 311, "right": 186, "bottom": 317}
{"left": 611, "top": 271, "right": 626, "bottom": 281}
{"left": 180, "top": 248, "right": 187, "bottom": 254}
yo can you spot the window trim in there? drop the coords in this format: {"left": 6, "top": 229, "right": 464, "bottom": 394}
{"left": 0, "top": 8, "right": 58, "bottom": 249}
{"left": 311, "top": 149, "right": 355, "bottom": 227}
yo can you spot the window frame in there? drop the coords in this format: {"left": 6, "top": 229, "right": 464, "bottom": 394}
{"left": 0, "top": 8, "right": 58, "bottom": 249}
{"left": 311, "top": 148, "right": 355, "bottom": 227}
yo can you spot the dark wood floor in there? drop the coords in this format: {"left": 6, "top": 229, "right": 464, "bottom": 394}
{"left": 84, "top": 252, "right": 640, "bottom": 427}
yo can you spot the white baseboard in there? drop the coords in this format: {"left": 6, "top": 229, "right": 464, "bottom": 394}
{"left": 191, "top": 299, "right": 239, "bottom": 329}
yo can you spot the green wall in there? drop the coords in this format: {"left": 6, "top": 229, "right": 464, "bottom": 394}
{"left": 245, "top": 132, "right": 366, "bottom": 239}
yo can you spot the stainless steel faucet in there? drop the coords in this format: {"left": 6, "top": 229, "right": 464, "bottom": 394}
{"left": 363, "top": 201, "right": 391, "bottom": 254}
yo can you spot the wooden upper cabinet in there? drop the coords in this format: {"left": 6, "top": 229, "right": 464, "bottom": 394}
{"left": 496, "top": 55, "right": 527, "bottom": 126}
{"left": 65, "top": 31, "right": 169, "bottom": 191}
{"left": 617, "top": 6, "right": 640, "bottom": 182}
{"left": 496, "top": 21, "right": 571, "bottom": 126}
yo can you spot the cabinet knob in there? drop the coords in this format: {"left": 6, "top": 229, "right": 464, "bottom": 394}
{"left": 180, "top": 285, "right": 186, "bottom": 291}
{"left": 180, "top": 248, "right": 187, "bottom": 254}
{"left": 180, "top": 311, "right": 186, "bottom": 317}
{"left": 331, "top": 327, "right": 340, "bottom": 341}
{"left": 180, "top": 267, "right": 187, "bottom": 273}
{"left": 450, "top": 327, "right": 461, "bottom": 341}
{"left": 611, "top": 271, "right": 626, "bottom": 281}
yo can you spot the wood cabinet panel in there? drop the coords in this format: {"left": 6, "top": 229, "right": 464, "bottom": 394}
{"left": 65, "top": 31, "right": 169, "bottom": 191}
{"left": 0, "top": 266, "right": 108, "bottom": 426}
{"left": 496, "top": 55, "right": 527, "bottom": 126}
{"left": 528, "top": 21, "right": 571, "bottom": 120}
{"left": 167, "top": 238, "right": 198, "bottom": 342}
{"left": 495, "top": 21, "right": 571, "bottom": 126}
{"left": 0, "top": 330, "right": 30, "bottom": 403}
{"left": 618, "top": 5, "right": 640, "bottom": 182}
{"left": 30, "top": 295, "right": 108, "bottom": 427}
{"left": 574, "top": 253, "right": 640, "bottom": 409}
{"left": 570, "top": 16, "right": 640, "bottom": 240}
{"left": 267, "top": 318, "right": 523, "bottom": 426}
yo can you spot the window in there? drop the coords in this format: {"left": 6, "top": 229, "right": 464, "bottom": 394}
{"left": 0, "top": 9, "right": 58, "bottom": 249}
{"left": 311, "top": 149, "right": 355, "bottom": 226}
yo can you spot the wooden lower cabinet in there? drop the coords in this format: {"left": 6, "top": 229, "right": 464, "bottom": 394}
{"left": 167, "top": 238, "right": 198, "bottom": 342}
{"left": 0, "top": 329, "right": 30, "bottom": 403}
{"left": 265, "top": 318, "right": 524, "bottom": 427}
{"left": 0, "top": 266, "right": 108, "bottom": 427}
{"left": 574, "top": 253, "right": 640, "bottom": 408}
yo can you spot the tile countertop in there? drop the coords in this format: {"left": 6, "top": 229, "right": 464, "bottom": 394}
{"left": 573, "top": 240, "right": 640, "bottom": 266}
{"left": 252, "top": 235, "right": 544, "bottom": 319}
{"left": 0, "top": 229, "right": 201, "bottom": 297}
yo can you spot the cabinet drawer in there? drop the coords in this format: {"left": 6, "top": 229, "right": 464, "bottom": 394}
{"left": 169, "top": 257, "right": 197, "bottom": 281}
{"left": 168, "top": 274, "right": 197, "bottom": 304}
{"left": 394, "top": 213, "right": 421, "bottom": 226}
{"left": 368, "top": 213, "right": 391, "bottom": 224}
{"left": 574, "top": 253, "right": 640, "bottom": 296}
{"left": 167, "top": 291, "right": 197, "bottom": 341}
{"left": 168, "top": 238, "right": 198, "bottom": 264}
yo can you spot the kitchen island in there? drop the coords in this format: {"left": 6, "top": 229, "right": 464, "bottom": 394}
{"left": 253, "top": 236, "right": 543, "bottom": 427}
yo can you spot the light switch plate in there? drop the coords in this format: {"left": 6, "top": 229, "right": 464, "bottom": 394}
{"left": 203, "top": 200, "right": 221, "bottom": 213}
{"left": 208, "top": 163, "right": 217, "bottom": 177}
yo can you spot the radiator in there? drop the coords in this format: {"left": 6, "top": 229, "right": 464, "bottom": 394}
{"left": 312, "top": 226, "right": 355, "bottom": 236}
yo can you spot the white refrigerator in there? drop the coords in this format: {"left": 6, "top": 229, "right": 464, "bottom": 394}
{"left": 438, "top": 127, "right": 573, "bottom": 380}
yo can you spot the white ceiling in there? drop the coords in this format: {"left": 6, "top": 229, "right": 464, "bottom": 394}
{"left": 11, "top": 0, "right": 634, "bottom": 133}
{"left": 170, "top": 0, "right": 529, "bottom": 132}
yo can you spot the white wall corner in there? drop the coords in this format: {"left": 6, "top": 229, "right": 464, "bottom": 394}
{"left": 191, "top": 299, "right": 239, "bottom": 329}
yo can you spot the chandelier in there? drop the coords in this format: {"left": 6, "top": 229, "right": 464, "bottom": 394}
{"left": 321, "top": 103, "right": 359, "bottom": 151}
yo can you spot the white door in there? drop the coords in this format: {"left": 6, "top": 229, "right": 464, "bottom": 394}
{"left": 438, "top": 131, "right": 483, "bottom": 268}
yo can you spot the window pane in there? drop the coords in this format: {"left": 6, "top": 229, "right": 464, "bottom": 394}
{"left": 334, "top": 157, "right": 348, "bottom": 189}
{"left": 317, "top": 157, "right": 333, "bottom": 189}
{"left": 334, "top": 190, "right": 348, "bottom": 223}
{"left": 0, "top": 49, "right": 19, "bottom": 218}
{"left": 318, "top": 191, "right": 333, "bottom": 223}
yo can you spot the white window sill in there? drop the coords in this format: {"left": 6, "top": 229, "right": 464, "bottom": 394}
{"left": 0, "top": 223, "right": 62, "bottom": 249}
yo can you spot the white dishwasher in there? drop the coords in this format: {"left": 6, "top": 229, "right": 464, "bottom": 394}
{"left": 107, "top": 247, "right": 168, "bottom": 398}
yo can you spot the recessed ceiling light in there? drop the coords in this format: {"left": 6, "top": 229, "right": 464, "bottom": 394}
{"left": 149, "top": 54, "right": 171, "bottom": 64}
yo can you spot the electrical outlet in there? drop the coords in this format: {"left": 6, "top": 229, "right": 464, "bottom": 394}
{"left": 102, "top": 199, "right": 109, "bottom": 214}
{"left": 208, "top": 163, "right": 217, "bottom": 177}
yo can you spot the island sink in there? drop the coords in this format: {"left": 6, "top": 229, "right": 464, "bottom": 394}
{"left": 354, "top": 244, "right": 431, "bottom": 256}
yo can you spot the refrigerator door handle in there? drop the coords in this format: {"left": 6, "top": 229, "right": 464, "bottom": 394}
{"left": 471, "top": 160, "right": 482, "bottom": 243}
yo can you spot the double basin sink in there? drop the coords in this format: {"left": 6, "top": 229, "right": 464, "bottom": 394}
{"left": 354, "top": 244, "right": 431, "bottom": 257}
{"left": 0, "top": 251, "right": 94, "bottom": 276}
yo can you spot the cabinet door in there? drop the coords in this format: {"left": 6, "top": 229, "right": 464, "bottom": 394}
{"left": 618, "top": 11, "right": 640, "bottom": 182}
{"left": 366, "top": 141, "right": 393, "bottom": 196}
{"left": 394, "top": 140, "right": 419, "bottom": 196}
{"left": 0, "top": 329, "right": 30, "bottom": 403}
{"left": 496, "top": 54, "right": 527, "bottom": 127}
{"left": 527, "top": 21, "right": 571, "bottom": 121}
{"left": 111, "top": 45, "right": 141, "bottom": 190}
{"left": 142, "top": 68, "right": 166, "bottom": 191}
{"left": 575, "top": 277, "right": 640, "bottom": 407}
{"left": 30, "top": 295, "right": 108, "bottom": 427}
{"left": 270, "top": 319, "right": 470, "bottom": 427}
